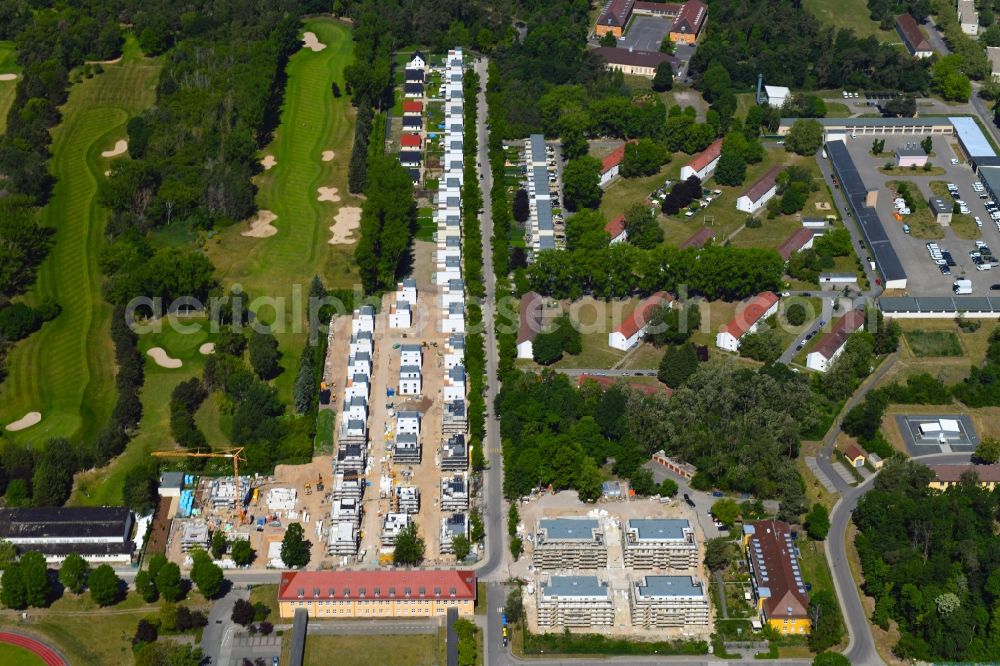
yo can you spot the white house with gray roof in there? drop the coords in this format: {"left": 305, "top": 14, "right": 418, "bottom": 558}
{"left": 399, "top": 365, "right": 422, "bottom": 395}
{"left": 444, "top": 364, "right": 466, "bottom": 402}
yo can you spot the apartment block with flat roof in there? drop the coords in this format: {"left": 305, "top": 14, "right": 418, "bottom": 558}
{"left": 629, "top": 575, "right": 710, "bottom": 628}
{"left": 537, "top": 576, "right": 615, "bottom": 627}
{"left": 534, "top": 517, "right": 607, "bottom": 570}
{"left": 622, "top": 518, "right": 698, "bottom": 569}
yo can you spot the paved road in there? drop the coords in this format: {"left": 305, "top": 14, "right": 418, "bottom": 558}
{"left": 777, "top": 297, "right": 833, "bottom": 365}
{"left": 200, "top": 586, "right": 246, "bottom": 665}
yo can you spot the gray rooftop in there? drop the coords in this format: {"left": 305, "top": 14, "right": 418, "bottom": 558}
{"left": 539, "top": 236, "right": 556, "bottom": 250}
{"left": 449, "top": 365, "right": 466, "bottom": 382}
{"left": 401, "top": 344, "right": 422, "bottom": 352}
{"left": 539, "top": 518, "right": 600, "bottom": 541}
{"left": 352, "top": 373, "right": 368, "bottom": 384}
{"left": 781, "top": 117, "right": 951, "bottom": 129}
{"left": 448, "top": 334, "right": 465, "bottom": 349}
{"left": 929, "top": 197, "right": 951, "bottom": 214}
{"left": 398, "top": 410, "right": 420, "bottom": 421}
{"left": 634, "top": 576, "right": 706, "bottom": 599}
{"left": 532, "top": 166, "right": 549, "bottom": 194}
{"left": 160, "top": 471, "right": 184, "bottom": 489}
{"left": 446, "top": 255, "right": 461, "bottom": 268}
{"left": 402, "top": 278, "right": 417, "bottom": 288}
{"left": 880, "top": 295, "right": 1000, "bottom": 313}
{"left": 951, "top": 116, "right": 997, "bottom": 158}
{"left": 826, "top": 140, "right": 907, "bottom": 284}
{"left": 628, "top": 518, "right": 691, "bottom": 541}
{"left": 396, "top": 433, "right": 418, "bottom": 444}
{"left": 449, "top": 302, "right": 464, "bottom": 315}
{"left": 536, "top": 198, "right": 553, "bottom": 231}
{"left": 400, "top": 365, "right": 421, "bottom": 375}
{"left": 543, "top": 576, "right": 609, "bottom": 599}
{"left": 530, "top": 134, "right": 546, "bottom": 160}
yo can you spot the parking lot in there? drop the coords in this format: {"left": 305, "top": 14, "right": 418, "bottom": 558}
{"left": 620, "top": 16, "right": 670, "bottom": 52}
{"left": 893, "top": 414, "right": 979, "bottom": 455}
{"left": 837, "top": 134, "right": 1000, "bottom": 296}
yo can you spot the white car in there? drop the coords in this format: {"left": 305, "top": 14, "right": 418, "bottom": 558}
{"left": 951, "top": 159, "right": 960, "bottom": 165}
{"left": 977, "top": 216, "right": 984, "bottom": 227}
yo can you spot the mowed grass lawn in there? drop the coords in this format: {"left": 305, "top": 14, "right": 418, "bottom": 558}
{"left": 24, "top": 590, "right": 212, "bottom": 666}
{"left": 0, "top": 40, "right": 20, "bottom": 135}
{"left": 803, "top": 0, "right": 897, "bottom": 42}
{"left": 0, "top": 37, "right": 159, "bottom": 446}
{"left": 0, "top": 643, "right": 45, "bottom": 666}
{"left": 71, "top": 317, "right": 217, "bottom": 505}
{"left": 208, "top": 19, "right": 356, "bottom": 404}
{"left": 904, "top": 329, "right": 964, "bottom": 357}
{"left": 281, "top": 632, "right": 445, "bottom": 666}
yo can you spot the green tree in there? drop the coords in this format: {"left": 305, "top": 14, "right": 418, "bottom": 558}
{"left": 711, "top": 498, "right": 740, "bottom": 527}
{"left": 715, "top": 151, "right": 746, "bottom": 186}
{"left": 808, "top": 590, "right": 844, "bottom": 652}
{"left": 248, "top": 330, "right": 281, "bottom": 380}
{"left": 652, "top": 62, "right": 673, "bottom": 92}
{"left": 931, "top": 55, "right": 972, "bottom": 102}
{"left": 784, "top": 119, "right": 824, "bottom": 155}
{"left": 739, "top": 330, "right": 782, "bottom": 363}
{"left": 452, "top": 534, "right": 471, "bottom": 561}
{"left": 658, "top": 343, "right": 699, "bottom": 388}
{"left": 230, "top": 539, "right": 255, "bottom": 567}
{"left": 786, "top": 303, "right": 807, "bottom": 326}
{"left": 812, "top": 652, "right": 850, "bottom": 666}
{"left": 532, "top": 331, "right": 563, "bottom": 365}
{"left": 160, "top": 601, "right": 178, "bottom": 631}
{"left": 973, "top": 438, "right": 1000, "bottom": 464}
{"left": 659, "top": 478, "right": 679, "bottom": 497}
{"left": 704, "top": 537, "right": 739, "bottom": 571}
{"left": 155, "top": 562, "right": 183, "bottom": 603}
{"left": 562, "top": 156, "right": 602, "bottom": 211}
{"left": 135, "top": 570, "right": 157, "bottom": 602}
{"left": 210, "top": 531, "right": 227, "bottom": 560}
{"left": 510, "top": 536, "right": 523, "bottom": 560}
{"left": 623, "top": 204, "right": 663, "bottom": 249}
{"left": 122, "top": 462, "right": 159, "bottom": 515}
{"left": 19, "top": 551, "right": 50, "bottom": 607}
{"left": 0, "top": 565, "right": 27, "bottom": 609}
{"left": 88, "top": 564, "right": 121, "bottom": 606}
{"left": 393, "top": 523, "right": 426, "bottom": 566}
{"left": 58, "top": 553, "right": 89, "bottom": 594}
{"left": 280, "top": 523, "right": 311, "bottom": 568}
{"left": 646, "top": 305, "right": 701, "bottom": 346}
{"left": 805, "top": 503, "right": 830, "bottom": 540}
{"left": 190, "top": 549, "right": 224, "bottom": 599}
{"left": 599, "top": 32, "right": 617, "bottom": 47}
{"left": 0, "top": 539, "right": 16, "bottom": 569}
{"left": 621, "top": 140, "right": 668, "bottom": 179}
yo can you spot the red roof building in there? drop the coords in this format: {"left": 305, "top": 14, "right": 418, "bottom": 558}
{"left": 516, "top": 292, "right": 545, "bottom": 359}
{"left": 928, "top": 464, "right": 1000, "bottom": 489}
{"left": 679, "top": 227, "right": 715, "bottom": 249}
{"left": 743, "top": 520, "right": 810, "bottom": 634}
{"left": 670, "top": 0, "right": 708, "bottom": 44}
{"left": 277, "top": 569, "right": 477, "bottom": 619}
{"left": 609, "top": 291, "right": 674, "bottom": 351}
{"left": 806, "top": 309, "right": 865, "bottom": 372}
{"left": 595, "top": 0, "right": 637, "bottom": 37}
{"left": 400, "top": 134, "right": 422, "bottom": 148}
{"left": 680, "top": 138, "right": 723, "bottom": 181}
{"left": 402, "top": 101, "right": 423, "bottom": 114}
{"left": 602, "top": 144, "right": 627, "bottom": 174}
{"left": 605, "top": 214, "right": 627, "bottom": 243}
{"left": 896, "top": 14, "right": 933, "bottom": 57}
{"left": 634, "top": 1, "right": 683, "bottom": 16}
{"left": 716, "top": 291, "right": 779, "bottom": 351}
{"left": 843, "top": 442, "right": 867, "bottom": 465}
{"left": 776, "top": 228, "right": 815, "bottom": 261}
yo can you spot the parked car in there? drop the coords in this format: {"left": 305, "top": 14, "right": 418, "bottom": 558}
{"left": 683, "top": 494, "right": 696, "bottom": 508}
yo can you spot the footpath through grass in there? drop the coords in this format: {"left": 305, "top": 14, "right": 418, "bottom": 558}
{"left": 0, "top": 37, "right": 159, "bottom": 446}
{"left": 207, "top": 19, "right": 357, "bottom": 404}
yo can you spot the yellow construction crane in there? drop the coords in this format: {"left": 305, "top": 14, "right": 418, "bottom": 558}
{"left": 152, "top": 447, "right": 247, "bottom": 524}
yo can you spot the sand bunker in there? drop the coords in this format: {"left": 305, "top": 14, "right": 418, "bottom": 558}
{"left": 0, "top": 74, "right": 17, "bottom": 82}
{"left": 302, "top": 32, "right": 327, "bottom": 52}
{"left": 321, "top": 150, "right": 335, "bottom": 162}
{"left": 6, "top": 411, "right": 41, "bottom": 432}
{"left": 242, "top": 210, "right": 278, "bottom": 238}
{"left": 147, "top": 347, "right": 182, "bottom": 369}
{"left": 261, "top": 155, "right": 277, "bottom": 170}
{"left": 329, "top": 207, "right": 362, "bottom": 245}
{"left": 199, "top": 342, "right": 215, "bottom": 355}
{"left": 318, "top": 186, "right": 341, "bottom": 202}
{"left": 101, "top": 140, "right": 128, "bottom": 158}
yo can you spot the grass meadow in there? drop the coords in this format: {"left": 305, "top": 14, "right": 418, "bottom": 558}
{"left": 207, "top": 18, "right": 357, "bottom": 405}
{"left": 0, "top": 36, "right": 159, "bottom": 448}
{"left": 0, "top": 40, "right": 19, "bottom": 135}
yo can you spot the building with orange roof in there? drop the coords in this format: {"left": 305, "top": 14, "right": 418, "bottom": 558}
{"left": 595, "top": 0, "right": 636, "bottom": 38}
{"left": 277, "top": 569, "right": 476, "bottom": 619}
{"left": 605, "top": 214, "right": 627, "bottom": 244}
{"left": 680, "top": 138, "right": 723, "bottom": 181}
{"left": 402, "top": 100, "right": 423, "bottom": 115}
{"left": 609, "top": 291, "right": 674, "bottom": 351}
{"left": 669, "top": 0, "right": 708, "bottom": 45}
{"left": 400, "top": 134, "right": 422, "bottom": 149}
{"left": 842, "top": 442, "right": 867, "bottom": 468}
{"left": 805, "top": 309, "right": 865, "bottom": 373}
{"left": 715, "top": 291, "right": 779, "bottom": 352}
{"left": 599, "top": 143, "right": 628, "bottom": 187}
{"left": 743, "top": 520, "right": 811, "bottom": 635}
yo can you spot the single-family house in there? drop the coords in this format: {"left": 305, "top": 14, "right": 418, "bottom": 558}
{"left": 599, "top": 143, "right": 627, "bottom": 187}
{"left": 605, "top": 214, "right": 627, "bottom": 244}
{"left": 806, "top": 309, "right": 865, "bottom": 372}
{"left": 843, "top": 443, "right": 867, "bottom": 468}
{"left": 401, "top": 134, "right": 422, "bottom": 149}
{"left": 896, "top": 14, "right": 934, "bottom": 58}
{"left": 669, "top": 0, "right": 708, "bottom": 45}
{"left": 958, "top": 0, "right": 978, "bottom": 36}
{"left": 763, "top": 85, "right": 791, "bottom": 109}
{"left": 402, "top": 100, "right": 423, "bottom": 116}
{"left": 399, "top": 151, "right": 422, "bottom": 168}
{"left": 736, "top": 166, "right": 782, "bottom": 213}
{"left": 406, "top": 52, "right": 426, "bottom": 70}
{"left": 680, "top": 138, "right": 723, "bottom": 181}
{"left": 715, "top": 291, "right": 779, "bottom": 352}
{"left": 405, "top": 68, "right": 424, "bottom": 83}
{"left": 609, "top": 291, "right": 674, "bottom": 351}
{"left": 776, "top": 228, "right": 815, "bottom": 261}
{"left": 404, "top": 82, "right": 424, "bottom": 98}
{"left": 594, "top": 0, "right": 635, "bottom": 38}
{"left": 399, "top": 366, "right": 422, "bottom": 395}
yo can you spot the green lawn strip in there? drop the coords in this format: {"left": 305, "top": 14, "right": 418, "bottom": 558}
{"left": 803, "top": 0, "right": 896, "bottom": 41}
{"left": 70, "top": 320, "right": 215, "bottom": 506}
{"left": 284, "top": 633, "right": 442, "bottom": 666}
{"left": 206, "top": 19, "right": 356, "bottom": 405}
{"left": 249, "top": 584, "right": 281, "bottom": 621}
{"left": 904, "top": 329, "right": 964, "bottom": 357}
{"left": 313, "top": 409, "right": 334, "bottom": 454}
{"left": 951, "top": 213, "right": 981, "bottom": 240}
{"left": 0, "top": 49, "right": 159, "bottom": 446}
{"left": 0, "top": 643, "right": 45, "bottom": 666}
